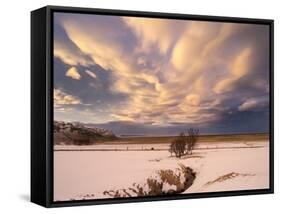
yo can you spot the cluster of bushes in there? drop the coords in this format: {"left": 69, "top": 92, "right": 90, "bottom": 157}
{"left": 169, "top": 128, "right": 199, "bottom": 158}
{"left": 103, "top": 164, "right": 196, "bottom": 198}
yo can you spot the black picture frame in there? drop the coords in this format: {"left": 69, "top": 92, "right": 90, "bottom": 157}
{"left": 31, "top": 5, "right": 274, "bottom": 208}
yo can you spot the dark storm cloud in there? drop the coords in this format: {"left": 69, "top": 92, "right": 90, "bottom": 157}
{"left": 86, "top": 109, "right": 269, "bottom": 136}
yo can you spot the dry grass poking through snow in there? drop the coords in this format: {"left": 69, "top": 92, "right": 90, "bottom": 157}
{"left": 103, "top": 164, "right": 196, "bottom": 198}
{"left": 204, "top": 172, "right": 255, "bottom": 186}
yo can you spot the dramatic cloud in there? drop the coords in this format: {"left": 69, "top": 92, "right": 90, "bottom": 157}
{"left": 213, "top": 47, "right": 252, "bottom": 94}
{"left": 54, "top": 40, "right": 92, "bottom": 67}
{"left": 66, "top": 67, "right": 81, "bottom": 80}
{"left": 54, "top": 88, "right": 81, "bottom": 105}
{"left": 238, "top": 99, "right": 259, "bottom": 111}
{"left": 238, "top": 97, "right": 268, "bottom": 112}
{"left": 53, "top": 13, "right": 270, "bottom": 134}
{"left": 123, "top": 17, "right": 186, "bottom": 54}
{"left": 85, "top": 70, "right": 97, "bottom": 79}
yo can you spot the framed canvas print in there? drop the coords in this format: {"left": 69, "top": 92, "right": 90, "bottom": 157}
{"left": 31, "top": 5, "right": 274, "bottom": 207}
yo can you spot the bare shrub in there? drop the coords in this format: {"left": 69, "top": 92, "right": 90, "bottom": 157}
{"left": 158, "top": 169, "right": 181, "bottom": 191}
{"left": 128, "top": 184, "right": 146, "bottom": 197}
{"left": 170, "top": 128, "right": 199, "bottom": 157}
{"left": 170, "top": 132, "right": 186, "bottom": 158}
{"left": 186, "top": 128, "right": 199, "bottom": 155}
{"left": 102, "top": 165, "right": 196, "bottom": 198}
{"left": 146, "top": 178, "right": 163, "bottom": 196}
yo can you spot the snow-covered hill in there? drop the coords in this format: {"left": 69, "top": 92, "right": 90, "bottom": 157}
{"left": 54, "top": 121, "right": 117, "bottom": 145}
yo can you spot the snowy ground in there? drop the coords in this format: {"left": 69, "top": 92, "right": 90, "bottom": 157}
{"left": 54, "top": 141, "right": 269, "bottom": 201}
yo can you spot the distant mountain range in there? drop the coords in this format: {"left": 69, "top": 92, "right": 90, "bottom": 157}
{"left": 54, "top": 121, "right": 118, "bottom": 145}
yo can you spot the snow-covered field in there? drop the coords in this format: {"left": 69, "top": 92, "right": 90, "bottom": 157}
{"left": 54, "top": 141, "right": 269, "bottom": 201}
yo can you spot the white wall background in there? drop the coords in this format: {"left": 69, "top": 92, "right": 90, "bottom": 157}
{"left": 0, "top": 0, "right": 279, "bottom": 212}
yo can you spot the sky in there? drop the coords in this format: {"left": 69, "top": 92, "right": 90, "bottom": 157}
{"left": 53, "top": 12, "right": 270, "bottom": 135}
